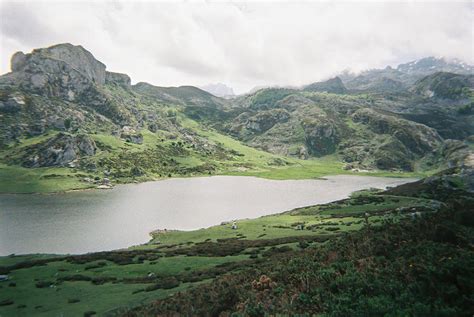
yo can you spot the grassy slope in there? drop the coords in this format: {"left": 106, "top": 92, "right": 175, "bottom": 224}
{"left": 0, "top": 163, "right": 94, "bottom": 193}
{"left": 0, "top": 192, "right": 436, "bottom": 316}
{"left": 0, "top": 117, "right": 425, "bottom": 194}
{"left": 0, "top": 255, "right": 246, "bottom": 316}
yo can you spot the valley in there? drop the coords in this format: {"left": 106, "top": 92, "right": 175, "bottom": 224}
{"left": 0, "top": 43, "right": 472, "bottom": 317}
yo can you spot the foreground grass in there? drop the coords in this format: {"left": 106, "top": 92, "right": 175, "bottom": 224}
{"left": 0, "top": 253, "right": 249, "bottom": 316}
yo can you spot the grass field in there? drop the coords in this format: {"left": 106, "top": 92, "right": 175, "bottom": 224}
{"left": 0, "top": 163, "right": 93, "bottom": 194}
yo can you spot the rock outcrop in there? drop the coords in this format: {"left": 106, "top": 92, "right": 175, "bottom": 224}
{"left": 0, "top": 94, "right": 25, "bottom": 113}
{"left": 1, "top": 43, "right": 107, "bottom": 100}
{"left": 245, "top": 109, "right": 290, "bottom": 133}
{"left": 106, "top": 71, "right": 131, "bottom": 87}
{"left": 120, "top": 126, "right": 143, "bottom": 144}
{"left": 19, "top": 133, "right": 97, "bottom": 167}
{"left": 352, "top": 108, "right": 442, "bottom": 155}
{"left": 438, "top": 139, "right": 471, "bottom": 168}
{"left": 304, "top": 77, "right": 348, "bottom": 94}
{"left": 302, "top": 116, "right": 341, "bottom": 156}
{"left": 412, "top": 72, "right": 474, "bottom": 100}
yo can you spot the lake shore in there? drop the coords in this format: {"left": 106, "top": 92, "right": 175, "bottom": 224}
{"left": 0, "top": 181, "right": 443, "bottom": 316}
{"left": 0, "top": 159, "right": 425, "bottom": 195}
{"left": 0, "top": 175, "right": 417, "bottom": 256}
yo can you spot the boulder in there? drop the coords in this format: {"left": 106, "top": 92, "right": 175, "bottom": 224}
{"left": 11, "top": 52, "right": 27, "bottom": 72}
{"left": 120, "top": 126, "right": 143, "bottom": 144}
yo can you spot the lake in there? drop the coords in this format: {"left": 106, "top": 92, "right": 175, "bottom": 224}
{"left": 0, "top": 175, "right": 415, "bottom": 255}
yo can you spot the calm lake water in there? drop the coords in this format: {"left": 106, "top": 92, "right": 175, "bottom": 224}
{"left": 0, "top": 175, "right": 415, "bottom": 255}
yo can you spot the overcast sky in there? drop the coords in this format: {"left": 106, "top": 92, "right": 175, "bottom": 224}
{"left": 0, "top": 0, "right": 472, "bottom": 94}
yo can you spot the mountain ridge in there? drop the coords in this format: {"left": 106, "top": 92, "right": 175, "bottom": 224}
{"left": 0, "top": 43, "right": 472, "bottom": 192}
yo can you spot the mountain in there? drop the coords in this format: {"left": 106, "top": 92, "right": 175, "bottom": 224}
{"left": 0, "top": 43, "right": 296, "bottom": 192}
{"left": 341, "top": 57, "right": 473, "bottom": 93}
{"left": 199, "top": 83, "right": 235, "bottom": 98}
{"left": 411, "top": 72, "right": 474, "bottom": 100}
{"left": 212, "top": 66, "right": 472, "bottom": 171}
{"left": 0, "top": 44, "right": 472, "bottom": 193}
{"left": 303, "top": 77, "right": 348, "bottom": 94}
{"left": 397, "top": 56, "right": 474, "bottom": 77}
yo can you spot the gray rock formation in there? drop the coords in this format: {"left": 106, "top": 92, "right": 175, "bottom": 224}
{"left": 33, "top": 43, "right": 106, "bottom": 84}
{"left": 21, "top": 133, "right": 97, "bottom": 167}
{"left": 2, "top": 43, "right": 107, "bottom": 101}
{"left": 439, "top": 139, "right": 471, "bottom": 168}
{"left": 303, "top": 117, "right": 341, "bottom": 156}
{"left": 245, "top": 109, "right": 290, "bottom": 133}
{"left": 352, "top": 108, "right": 442, "bottom": 154}
{"left": 120, "top": 126, "right": 143, "bottom": 144}
{"left": 11, "top": 51, "right": 27, "bottom": 72}
{"left": 304, "top": 77, "right": 348, "bottom": 94}
{"left": 106, "top": 71, "right": 131, "bottom": 86}
{"left": 0, "top": 94, "right": 25, "bottom": 113}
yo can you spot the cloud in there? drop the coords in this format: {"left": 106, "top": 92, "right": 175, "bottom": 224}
{"left": 0, "top": 0, "right": 472, "bottom": 94}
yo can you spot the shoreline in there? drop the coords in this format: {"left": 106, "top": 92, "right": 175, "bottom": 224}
{"left": 0, "top": 168, "right": 423, "bottom": 195}
{"left": 0, "top": 175, "right": 418, "bottom": 257}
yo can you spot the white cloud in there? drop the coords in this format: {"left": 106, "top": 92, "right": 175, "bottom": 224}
{"left": 0, "top": 0, "right": 472, "bottom": 94}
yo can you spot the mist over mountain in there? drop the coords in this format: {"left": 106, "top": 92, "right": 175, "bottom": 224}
{"left": 199, "top": 83, "right": 235, "bottom": 98}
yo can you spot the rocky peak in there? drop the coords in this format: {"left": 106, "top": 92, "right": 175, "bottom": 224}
{"left": 411, "top": 72, "right": 474, "bottom": 100}
{"left": 304, "top": 77, "right": 348, "bottom": 94}
{"left": 14, "top": 43, "right": 107, "bottom": 84}
{"left": 397, "top": 57, "right": 474, "bottom": 76}
{"left": 105, "top": 71, "right": 131, "bottom": 87}
{"left": 199, "top": 83, "right": 235, "bottom": 98}
{"left": 2, "top": 43, "right": 112, "bottom": 100}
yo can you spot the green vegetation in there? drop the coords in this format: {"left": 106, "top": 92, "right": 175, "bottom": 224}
{"left": 1, "top": 45, "right": 471, "bottom": 193}
{"left": 0, "top": 44, "right": 473, "bottom": 315}
{"left": 124, "top": 169, "right": 474, "bottom": 316}
{"left": 0, "top": 118, "right": 423, "bottom": 193}
{"left": 0, "top": 163, "right": 93, "bottom": 193}
{"left": 0, "top": 254, "right": 245, "bottom": 316}
{"left": 0, "top": 170, "right": 471, "bottom": 316}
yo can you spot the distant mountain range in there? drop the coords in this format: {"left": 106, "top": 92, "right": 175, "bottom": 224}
{"left": 199, "top": 83, "right": 235, "bottom": 98}
{"left": 201, "top": 57, "right": 473, "bottom": 97}
{"left": 338, "top": 56, "right": 474, "bottom": 93}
